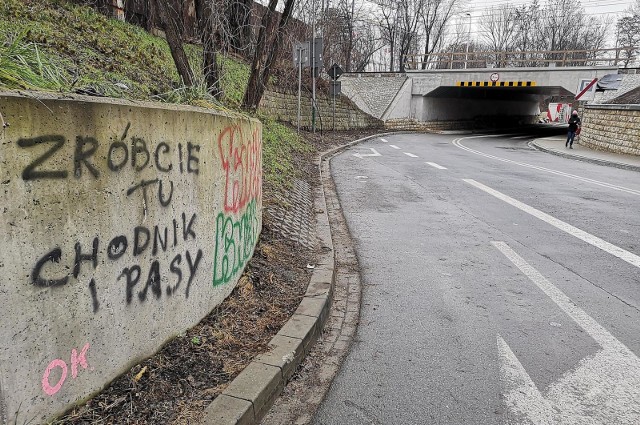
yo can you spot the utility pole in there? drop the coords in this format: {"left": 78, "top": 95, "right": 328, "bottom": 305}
{"left": 465, "top": 12, "right": 471, "bottom": 69}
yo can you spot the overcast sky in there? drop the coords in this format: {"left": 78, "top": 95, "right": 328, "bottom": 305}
{"left": 464, "top": 0, "right": 635, "bottom": 27}
{"left": 356, "top": 0, "right": 637, "bottom": 70}
{"left": 450, "top": 0, "right": 637, "bottom": 45}
{"left": 469, "top": 0, "right": 634, "bottom": 16}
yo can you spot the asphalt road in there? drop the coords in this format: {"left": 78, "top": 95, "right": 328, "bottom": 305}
{"left": 312, "top": 128, "right": 640, "bottom": 425}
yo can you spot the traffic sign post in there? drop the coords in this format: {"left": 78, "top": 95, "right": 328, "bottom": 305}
{"left": 331, "top": 80, "right": 341, "bottom": 130}
{"left": 292, "top": 38, "right": 326, "bottom": 132}
{"left": 330, "top": 80, "right": 341, "bottom": 96}
{"left": 293, "top": 42, "right": 310, "bottom": 133}
{"left": 328, "top": 63, "right": 343, "bottom": 80}
{"left": 311, "top": 37, "right": 323, "bottom": 132}
{"left": 293, "top": 42, "right": 310, "bottom": 68}
{"left": 328, "top": 63, "right": 343, "bottom": 131}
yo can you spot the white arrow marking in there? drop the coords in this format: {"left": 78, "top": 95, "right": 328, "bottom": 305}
{"left": 497, "top": 335, "right": 554, "bottom": 424}
{"left": 404, "top": 152, "right": 418, "bottom": 158}
{"left": 494, "top": 241, "right": 640, "bottom": 424}
{"left": 352, "top": 148, "right": 382, "bottom": 159}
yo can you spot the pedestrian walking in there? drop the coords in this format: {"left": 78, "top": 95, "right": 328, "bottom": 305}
{"left": 566, "top": 110, "right": 581, "bottom": 149}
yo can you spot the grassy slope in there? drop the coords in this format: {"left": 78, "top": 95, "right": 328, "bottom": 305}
{"left": 0, "top": 0, "right": 309, "bottom": 189}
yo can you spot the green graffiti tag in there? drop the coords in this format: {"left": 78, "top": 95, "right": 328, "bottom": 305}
{"left": 213, "top": 199, "right": 260, "bottom": 286}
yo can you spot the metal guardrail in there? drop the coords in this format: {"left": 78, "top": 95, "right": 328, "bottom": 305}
{"left": 405, "top": 47, "right": 636, "bottom": 70}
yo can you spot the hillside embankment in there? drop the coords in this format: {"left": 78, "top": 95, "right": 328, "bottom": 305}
{"left": 0, "top": 1, "right": 383, "bottom": 423}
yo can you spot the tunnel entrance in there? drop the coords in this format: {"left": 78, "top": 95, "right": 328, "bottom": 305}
{"left": 419, "top": 85, "right": 575, "bottom": 125}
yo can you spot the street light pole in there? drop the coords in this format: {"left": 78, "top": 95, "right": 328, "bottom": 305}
{"left": 311, "top": 0, "right": 317, "bottom": 133}
{"left": 297, "top": 46, "right": 302, "bottom": 133}
{"left": 464, "top": 12, "right": 471, "bottom": 69}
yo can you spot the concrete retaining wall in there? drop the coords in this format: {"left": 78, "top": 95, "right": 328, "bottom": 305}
{"left": 260, "top": 89, "right": 382, "bottom": 131}
{"left": 581, "top": 104, "right": 640, "bottom": 156}
{"left": 0, "top": 92, "right": 262, "bottom": 423}
{"left": 338, "top": 74, "right": 408, "bottom": 120}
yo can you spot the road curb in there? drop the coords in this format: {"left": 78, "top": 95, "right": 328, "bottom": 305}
{"left": 530, "top": 140, "right": 640, "bottom": 173}
{"left": 201, "top": 131, "right": 393, "bottom": 425}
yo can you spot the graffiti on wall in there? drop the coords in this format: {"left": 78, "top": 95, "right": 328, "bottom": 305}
{"left": 213, "top": 125, "right": 262, "bottom": 286}
{"left": 17, "top": 123, "right": 203, "bottom": 316}
{"left": 218, "top": 125, "right": 262, "bottom": 213}
{"left": 41, "top": 343, "right": 91, "bottom": 396}
{"left": 13, "top": 119, "right": 261, "bottom": 400}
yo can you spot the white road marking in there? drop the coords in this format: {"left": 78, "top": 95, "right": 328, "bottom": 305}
{"left": 389, "top": 145, "right": 401, "bottom": 149}
{"left": 355, "top": 176, "right": 368, "bottom": 179}
{"left": 352, "top": 148, "right": 382, "bottom": 159}
{"left": 453, "top": 137, "right": 640, "bottom": 197}
{"left": 426, "top": 162, "right": 447, "bottom": 170}
{"left": 497, "top": 335, "right": 554, "bottom": 424}
{"left": 464, "top": 179, "right": 640, "bottom": 269}
{"left": 404, "top": 152, "right": 418, "bottom": 158}
{"left": 494, "top": 241, "right": 640, "bottom": 424}
{"left": 511, "top": 135, "right": 531, "bottom": 139}
{"left": 380, "top": 138, "right": 389, "bottom": 143}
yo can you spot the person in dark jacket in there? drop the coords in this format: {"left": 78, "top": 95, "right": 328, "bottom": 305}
{"left": 566, "top": 110, "right": 581, "bottom": 148}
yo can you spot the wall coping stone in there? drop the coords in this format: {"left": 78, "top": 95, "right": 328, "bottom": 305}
{"left": 585, "top": 104, "right": 640, "bottom": 112}
{"left": 0, "top": 91, "right": 256, "bottom": 123}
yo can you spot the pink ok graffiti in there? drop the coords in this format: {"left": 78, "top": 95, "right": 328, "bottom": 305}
{"left": 42, "top": 343, "right": 90, "bottom": 396}
{"left": 218, "top": 125, "right": 262, "bottom": 214}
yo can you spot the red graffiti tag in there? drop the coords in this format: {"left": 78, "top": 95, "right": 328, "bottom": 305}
{"left": 218, "top": 126, "right": 262, "bottom": 214}
{"left": 42, "top": 343, "right": 90, "bottom": 396}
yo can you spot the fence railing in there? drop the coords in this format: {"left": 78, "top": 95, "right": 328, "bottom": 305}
{"left": 404, "top": 47, "right": 637, "bottom": 70}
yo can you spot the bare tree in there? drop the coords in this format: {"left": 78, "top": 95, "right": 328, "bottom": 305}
{"left": 242, "top": 0, "right": 296, "bottom": 110}
{"left": 345, "top": 0, "right": 357, "bottom": 71}
{"left": 321, "top": 0, "right": 369, "bottom": 72}
{"left": 577, "top": 15, "right": 608, "bottom": 65}
{"left": 194, "top": 0, "right": 221, "bottom": 98}
{"left": 616, "top": 0, "right": 640, "bottom": 66}
{"left": 151, "top": 0, "right": 194, "bottom": 86}
{"left": 538, "top": 0, "right": 608, "bottom": 65}
{"left": 512, "top": 1, "right": 545, "bottom": 66}
{"left": 431, "top": 15, "right": 477, "bottom": 69}
{"left": 480, "top": 6, "right": 517, "bottom": 67}
{"left": 397, "top": 0, "right": 425, "bottom": 71}
{"left": 376, "top": 0, "right": 401, "bottom": 71}
{"left": 419, "top": 0, "right": 458, "bottom": 69}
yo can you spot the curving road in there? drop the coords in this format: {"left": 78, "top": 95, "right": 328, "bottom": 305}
{"left": 313, "top": 128, "right": 640, "bottom": 425}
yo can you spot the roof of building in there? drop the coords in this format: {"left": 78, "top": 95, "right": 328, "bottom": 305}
{"left": 609, "top": 86, "right": 640, "bottom": 104}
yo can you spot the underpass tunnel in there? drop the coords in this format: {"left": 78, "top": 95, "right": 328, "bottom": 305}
{"left": 417, "top": 86, "right": 574, "bottom": 124}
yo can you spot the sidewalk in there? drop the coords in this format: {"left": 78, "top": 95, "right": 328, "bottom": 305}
{"left": 531, "top": 137, "right": 640, "bottom": 172}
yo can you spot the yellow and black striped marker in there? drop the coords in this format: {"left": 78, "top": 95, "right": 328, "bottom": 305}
{"left": 456, "top": 81, "right": 537, "bottom": 87}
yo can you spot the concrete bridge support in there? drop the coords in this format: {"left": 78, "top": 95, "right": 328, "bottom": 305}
{"left": 341, "top": 66, "right": 620, "bottom": 128}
